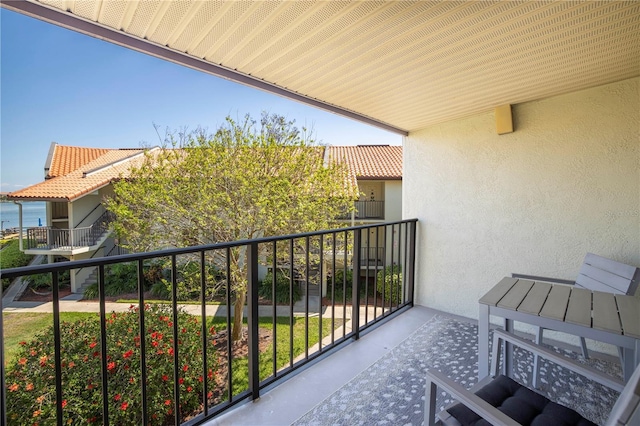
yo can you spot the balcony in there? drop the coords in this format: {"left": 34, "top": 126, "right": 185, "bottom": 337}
{"left": 24, "top": 210, "right": 114, "bottom": 256}
{"left": 360, "top": 246, "right": 384, "bottom": 267}
{"left": 340, "top": 200, "right": 385, "bottom": 220}
{"left": 0, "top": 220, "right": 417, "bottom": 425}
{"left": 0, "top": 218, "right": 624, "bottom": 426}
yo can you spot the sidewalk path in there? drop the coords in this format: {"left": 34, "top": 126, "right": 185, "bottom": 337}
{"left": 3, "top": 296, "right": 360, "bottom": 321}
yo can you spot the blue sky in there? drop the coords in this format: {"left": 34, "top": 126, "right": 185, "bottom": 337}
{"left": 0, "top": 9, "right": 401, "bottom": 191}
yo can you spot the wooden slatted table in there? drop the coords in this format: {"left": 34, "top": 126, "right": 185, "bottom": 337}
{"left": 478, "top": 277, "right": 640, "bottom": 382}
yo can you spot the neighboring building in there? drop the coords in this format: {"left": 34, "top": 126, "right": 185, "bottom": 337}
{"left": 7, "top": 143, "right": 148, "bottom": 292}
{"left": 329, "top": 145, "right": 402, "bottom": 274}
{"left": 8, "top": 143, "right": 402, "bottom": 294}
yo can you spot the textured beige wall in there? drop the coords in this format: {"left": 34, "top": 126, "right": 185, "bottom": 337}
{"left": 384, "top": 180, "right": 403, "bottom": 222}
{"left": 404, "top": 77, "right": 640, "bottom": 319}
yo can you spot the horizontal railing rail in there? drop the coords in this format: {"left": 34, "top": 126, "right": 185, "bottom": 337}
{"left": 24, "top": 210, "right": 114, "bottom": 250}
{"left": 1, "top": 219, "right": 417, "bottom": 426}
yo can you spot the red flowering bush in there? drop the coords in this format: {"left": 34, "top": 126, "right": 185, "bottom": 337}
{"left": 6, "top": 305, "right": 220, "bottom": 425}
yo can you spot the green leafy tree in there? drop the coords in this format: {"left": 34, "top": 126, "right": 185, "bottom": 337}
{"left": 106, "top": 113, "right": 354, "bottom": 341}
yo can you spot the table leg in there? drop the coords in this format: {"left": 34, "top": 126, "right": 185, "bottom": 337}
{"left": 478, "top": 304, "right": 489, "bottom": 380}
{"left": 623, "top": 347, "right": 634, "bottom": 383}
{"left": 532, "top": 327, "right": 543, "bottom": 388}
{"left": 504, "top": 318, "right": 514, "bottom": 378}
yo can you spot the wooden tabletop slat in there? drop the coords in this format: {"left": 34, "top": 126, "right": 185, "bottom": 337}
{"left": 616, "top": 295, "right": 640, "bottom": 339}
{"left": 479, "top": 277, "right": 518, "bottom": 306}
{"left": 565, "top": 288, "right": 592, "bottom": 327}
{"left": 497, "top": 280, "right": 534, "bottom": 310}
{"left": 517, "top": 282, "right": 552, "bottom": 315}
{"left": 538, "top": 285, "right": 571, "bottom": 320}
{"left": 592, "top": 291, "right": 621, "bottom": 334}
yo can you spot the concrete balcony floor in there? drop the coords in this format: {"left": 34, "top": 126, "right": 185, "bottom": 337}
{"left": 208, "top": 305, "right": 620, "bottom": 426}
{"left": 208, "top": 306, "right": 462, "bottom": 425}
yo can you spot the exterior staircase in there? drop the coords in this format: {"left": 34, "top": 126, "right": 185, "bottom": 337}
{"left": 302, "top": 282, "right": 321, "bottom": 297}
{"left": 77, "top": 267, "right": 98, "bottom": 294}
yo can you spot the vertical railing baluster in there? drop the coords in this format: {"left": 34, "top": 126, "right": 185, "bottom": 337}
{"left": 342, "top": 231, "right": 347, "bottom": 339}
{"left": 318, "top": 235, "right": 323, "bottom": 352}
{"left": 247, "top": 242, "right": 260, "bottom": 400}
{"left": 407, "top": 221, "right": 416, "bottom": 306}
{"left": 397, "top": 223, "right": 403, "bottom": 308}
{"left": 383, "top": 225, "right": 388, "bottom": 316}
{"left": 389, "top": 224, "right": 395, "bottom": 312}
{"left": 52, "top": 270, "right": 63, "bottom": 426}
{"left": 199, "top": 251, "right": 209, "bottom": 417}
{"left": 364, "top": 228, "right": 370, "bottom": 325}
{"left": 331, "top": 232, "right": 336, "bottom": 345}
{"left": 0, "top": 269, "right": 5, "bottom": 426}
{"left": 289, "top": 238, "right": 294, "bottom": 368}
{"left": 98, "top": 265, "right": 110, "bottom": 426}
{"left": 272, "top": 240, "right": 277, "bottom": 377}
{"left": 225, "top": 248, "right": 233, "bottom": 402}
{"left": 171, "top": 256, "right": 180, "bottom": 426}
{"left": 403, "top": 223, "right": 409, "bottom": 304}
{"left": 137, "top": 259, "right": 149, "bottom": 426}
{"left": 374, "top": 226, "right": 380, "bottom": 321}
{"left": 304, "top": 236, "right": 310, "bottom": 359}
{"left": 352, "top": 229, "right": 361, "bottom": 339}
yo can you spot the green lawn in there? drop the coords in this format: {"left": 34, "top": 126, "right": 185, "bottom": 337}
{"left": 227, "top": 316, "right": 342, "bottom": 395}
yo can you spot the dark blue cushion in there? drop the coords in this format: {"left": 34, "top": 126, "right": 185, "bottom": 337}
{"left": 447, "top": 375, "right": 596, "bottom": 426}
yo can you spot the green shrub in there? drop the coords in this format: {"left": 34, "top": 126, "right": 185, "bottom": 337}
{"left": 5, "top": 304, "right": 220, "bottom": 425}
{"left": 83, "top": 262, "right": 165, "bottom": 299}
{"left": 325, "top": 268, "right": 369, "bottom": 301}
{"left": 258, "top": 269, "right": 302, "bottom": 304}
{"left": 27, "top": 269, "right": 71, "bottom": 291}
{"left": 150, "top": 261, "right": 224, "bottom": 301}
{"left": 377, "top": 265, "right": 402, "bottom": 303}
{"left": 1, "top": 240, "right": 33, "bottom": 290}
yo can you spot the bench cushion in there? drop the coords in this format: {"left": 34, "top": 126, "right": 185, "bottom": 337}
{"left": 447, "top": 375, "right": 596, "bottom": 426}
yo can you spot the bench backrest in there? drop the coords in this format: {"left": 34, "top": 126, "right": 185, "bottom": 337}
{"left": 575, "top": 253, "right": 640, "bottom": 296}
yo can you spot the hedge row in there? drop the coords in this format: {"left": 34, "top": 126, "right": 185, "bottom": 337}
{"left": 1, "top": 239, "right": 33, "bottom": 290}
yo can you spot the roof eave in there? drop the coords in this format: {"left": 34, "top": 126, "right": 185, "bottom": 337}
{"left": 7, "top": 195, "right": 69, "bottom": 203}
{"left": 356, "top": 176, "right": 402, "bottom": 181}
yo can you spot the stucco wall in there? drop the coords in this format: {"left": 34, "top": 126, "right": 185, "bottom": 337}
{"left": 384, "top": 180, "right": 403, "bottom": 222}
{"left": 69, "top": 191, "right": 103, "bottom": 228}
{"left": 404, "top": 77, "right": 639, "bottom": 320}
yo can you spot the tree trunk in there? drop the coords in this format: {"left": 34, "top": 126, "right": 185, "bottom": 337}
{"left": 231, "top": 289, "right": 247, "bottom": 342}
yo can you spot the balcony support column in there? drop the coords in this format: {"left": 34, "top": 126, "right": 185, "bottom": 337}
{"left": 69, "top": 255, "right": 80, "bottom": 293}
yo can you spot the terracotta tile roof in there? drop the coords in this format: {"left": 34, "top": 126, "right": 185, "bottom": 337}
{"left": 9, "top": 149, "right": 146, "bottom": 201}
{"left": 46, "top": 144, "right": 112, "bottom": 178}
{"left": 329, "top": 145, "right": 402, "bottom": 180}
{"left": 9, "top": 144, "right": 399, "bottom": 202}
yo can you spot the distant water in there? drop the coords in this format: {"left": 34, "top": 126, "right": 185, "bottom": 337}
{"left": 0, "top": 201, "right": 47, "bottom": 230}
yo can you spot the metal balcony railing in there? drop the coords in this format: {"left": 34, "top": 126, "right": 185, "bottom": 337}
{"left": 361, "top": 246, "right": 385, "bottom": 266}
{"left": 0, "top": 219, "right": 417, "bottom": 426}
{"left": 25, "top": 210, "right": 114, "bottom": 250}
{"left": 339, "top": 200, "right": 385, "bottom": 220}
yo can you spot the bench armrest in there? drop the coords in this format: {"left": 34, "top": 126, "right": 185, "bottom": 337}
{"left": 425, "top": 369, "right": 519, "bottom": 426}
{"left": 511, "top": 273, "right": 575, "bottom": 285}
{"left": 426, "top": 330, "right": 626, "bottom": 426}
